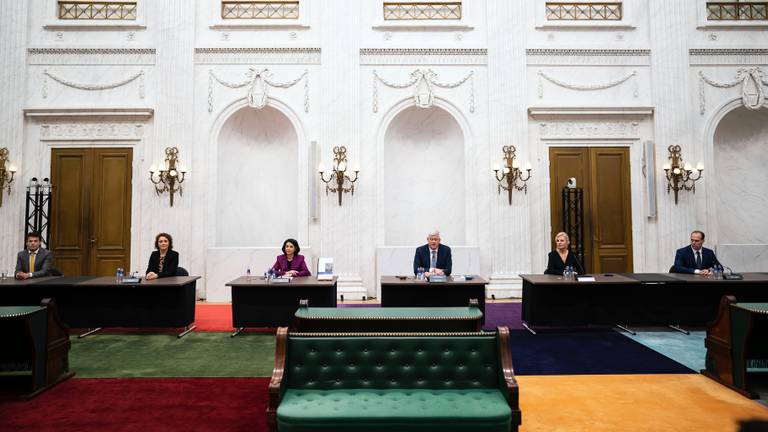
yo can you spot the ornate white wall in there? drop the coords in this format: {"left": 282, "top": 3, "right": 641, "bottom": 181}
{"left": 1, "top": 0, "right": 767, "bottom": 300}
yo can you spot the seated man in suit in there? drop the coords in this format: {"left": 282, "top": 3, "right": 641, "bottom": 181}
{"left": 672, "top": 230, "right": 720, "bottom": 276}
{"left": 15, "top": 232, "right": 54, "bottom": 280}
{"left": 413, "top": 230, "right": 452, "bottom": 277}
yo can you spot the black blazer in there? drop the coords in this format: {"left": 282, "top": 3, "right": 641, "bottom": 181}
{"left": 413, "top": 244, "right": 452, "bottom": 276}
{"left": 145, "top": 250, "right": 179, "bottom": 278}
{"left": 672, "top": 246, "right": 719, "bottom": 274}
{"left": 545, "top": 250, "right": 585, "bottom": 276}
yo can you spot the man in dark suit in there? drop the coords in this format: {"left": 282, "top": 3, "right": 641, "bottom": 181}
{"left": 672, "top": 230, "right": 720, "bottom": 275}
{"left": 15, "top": 232, "right": 54, "bottom": 280}
{"left": 413, "top": 230, "right": 452, "bottom": 277}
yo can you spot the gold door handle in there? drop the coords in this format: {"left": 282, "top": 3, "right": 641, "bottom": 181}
{"left": 90, "top": 238, "right": 97, "bottom": 245}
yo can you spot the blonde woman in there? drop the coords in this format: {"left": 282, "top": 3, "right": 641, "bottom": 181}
{"left": 545, "top": 232, "right": 585, "bottom": 275}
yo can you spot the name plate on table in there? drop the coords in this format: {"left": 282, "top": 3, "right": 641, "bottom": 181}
{"left": 271, "top": 277, "right": 292, "bottom": 284}
{"left": 121, "top": 277, "right": 142, "bottom": 284}
{"left": 428, "top": 275, "right": 447, "bottom": 283}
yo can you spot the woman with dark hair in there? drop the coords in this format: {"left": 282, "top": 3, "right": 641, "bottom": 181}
{"left": 271, "top": 238, "right": 311, "bottom": 277}
{"left": 145, "top": 232, "right": 179, "bottom": 280}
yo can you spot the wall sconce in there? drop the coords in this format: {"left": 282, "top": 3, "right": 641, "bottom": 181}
{"left": 0, "top": 147, "right": 17, "bottom": 208}
{"left": 149, "top": 147, "right": 188, "bottom": 207}
{"left": 318, "top": 146, "right": 359, "bottom": 206}
{"left": 662, "top": 145, "right": 703, "bottom": 205}
{"left": 493, "top": 145, "right": 531, "bottom": 205}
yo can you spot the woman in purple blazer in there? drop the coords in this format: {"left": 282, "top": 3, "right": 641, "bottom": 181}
{"left": 271, "top": 238, "right": 311, "bottom": 277}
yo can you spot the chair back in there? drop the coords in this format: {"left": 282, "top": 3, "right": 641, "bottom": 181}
{"left": 176, "top": 267, "right": 189, "bottom": 276}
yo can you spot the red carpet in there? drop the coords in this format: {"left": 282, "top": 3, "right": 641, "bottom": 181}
{"left": 194, "top": 304, "right": 234, "bottom": 331}
{"left": 0, "top": 377, "right": 270, "bottom": 432}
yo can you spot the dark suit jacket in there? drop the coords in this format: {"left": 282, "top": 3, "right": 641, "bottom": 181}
{"left": 673, "top": 246, "right": 719, "bottom": 274}
{"left": 145, "top": 250, "right": 179, "bottom": 278}
{"left": 16, "top": 248, "right": 54, "bottom": 278}
{"left": 544, "top": 250, "right": 585, "bottom": 276}
{"left": 413, "top": 244, "right": 452, "bottom": 276}
{"left": 271, "top": 254, "right": 311, "bottom": 277}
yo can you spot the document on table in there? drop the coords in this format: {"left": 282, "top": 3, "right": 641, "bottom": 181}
{"left": 577, "top": 276, "right": 596, "bottom": 282}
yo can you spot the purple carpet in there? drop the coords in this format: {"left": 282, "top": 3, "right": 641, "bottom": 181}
{"left": 483, "top": 302, "right": 523, "bottom": 330}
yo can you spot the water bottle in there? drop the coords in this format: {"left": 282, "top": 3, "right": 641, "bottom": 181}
{"left": 246, "top": 266, "right": 251, "bottom": 281}
{"left": 563, "top": 266, "right": 570, "bottom": 280}
{"left": 116, "top": 267, "right": 124, "bottom": 284}
{"left": 417, "top": 267, "right": 425, "bottom": 280}
{"left": 714, "top": 264, "right": 723, "bottom": 280}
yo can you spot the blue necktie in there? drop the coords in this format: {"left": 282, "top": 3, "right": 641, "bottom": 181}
{"left": 430, "top": 250, "right": 437, "bottom": 269}
{"left": 695, "top": 251, "right": 702, "bottom": 269}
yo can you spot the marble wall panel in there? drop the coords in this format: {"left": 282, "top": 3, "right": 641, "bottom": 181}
{"left": 216, "top": 106, "right": 298, "bottom": 247}
{"left": 714, "top": 107, "right": 768, "bottom": 245}
{"left": 383, "top": 106, "right": 466, "bottom": 245}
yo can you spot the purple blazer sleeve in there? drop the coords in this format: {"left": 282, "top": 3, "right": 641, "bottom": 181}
{"left": 271, "top": 255, "right": 311, "bottom": 277}
{"left": 293, "top": 255, "right": 311, "bottom": 277}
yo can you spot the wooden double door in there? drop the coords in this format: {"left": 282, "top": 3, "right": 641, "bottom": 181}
{"left": 549, "top": 147, "right": 633, "bottom": 274}
{"left": 50, "top": 148, "right": 133, "bottom": 277}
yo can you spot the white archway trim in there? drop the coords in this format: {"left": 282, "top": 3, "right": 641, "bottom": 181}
{"left": 701, "top": 96, "right": 750, "bottom": 245}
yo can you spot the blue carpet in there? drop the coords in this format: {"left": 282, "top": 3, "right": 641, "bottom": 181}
{"left": 509, "top": 329, "right": 695, "bottom": 375}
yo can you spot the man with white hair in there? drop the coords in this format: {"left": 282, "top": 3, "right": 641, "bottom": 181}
{"left": 413, "top": 230, "right": 452, "bottom": 277}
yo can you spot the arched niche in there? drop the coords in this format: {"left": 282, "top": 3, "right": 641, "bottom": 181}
{"left": 216, "top": 105, "right": 298, "bottom": 247}
{"left": 383, "top": 105, "right": 466, "bottom": 245}
{"left": 713, "top": 106, "right": 768, "bottom": 245}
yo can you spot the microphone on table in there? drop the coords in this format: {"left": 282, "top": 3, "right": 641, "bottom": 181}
{"left": 722, "top": 265, "right": 743, "bottom": 280}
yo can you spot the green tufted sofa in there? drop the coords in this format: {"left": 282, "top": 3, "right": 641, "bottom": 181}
{"left": 267, "top": 326, "right": 521, "bottom": 432}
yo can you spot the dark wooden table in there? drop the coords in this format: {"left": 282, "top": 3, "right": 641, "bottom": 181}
{"left": 226, "top": 276, "right": 337, "bottom": 335}
{"left": 521, "top": 272, "right": 768, "bottom": 328}
{"left": 380, "top": 276, "right": 487, "bottom": 322}
{"left": 0, "top": 276, "right": 199, "bottom": 337}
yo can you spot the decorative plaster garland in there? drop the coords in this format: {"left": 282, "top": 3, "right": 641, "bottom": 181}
{"left": 698, "top": 67, "right": 767, "bottom": 114}
{"left": 372, "top": 69, "right": 475, "bottom": 113}
{"left": 537, "top": 70, "right": 638, "bottom": 98}
{"left": 43, "top": 69, "right": 145, "bottom": 99}
{"left": 208, "top": 68, "right": 309, "bottom": 113}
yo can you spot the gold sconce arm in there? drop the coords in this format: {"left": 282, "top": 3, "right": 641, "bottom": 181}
{"left": 493, "top": 145, "right": 532, "bottom": 205}
{"left": 319, "top": 146, "right": 359, "bottom": 206}
{"left": 0, "top": 147, "right": 17, "bottom": 208}
{"left": 148, "top": 147, "right": 188, "bottom": 207}
{"left": 663, "top": 145, "right": 703, "bottom": 205}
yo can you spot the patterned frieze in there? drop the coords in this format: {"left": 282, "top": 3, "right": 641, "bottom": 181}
{"left": 39, "top": 122, "right": 145, "bottom": 141}
{"left": 27, "top": 48, "right": 156, "bottom": 65}
{"left": 526, "top": 48, "right": 651, "bottom": 66}
{"left": 360, "top": 48, "right": 487, "bottom": 65}
{"left": 194, "top": 47, "right": 320, "bottom": 65}
{"left": 538, "top": 121, "right": 641, "bottom": 139}
{"left": 689, "top": 48, "right": 768, "bottom": 66}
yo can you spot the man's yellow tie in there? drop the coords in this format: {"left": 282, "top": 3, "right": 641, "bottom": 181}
{"left": 29, "top": 253, "right": 36, "bottom": 273}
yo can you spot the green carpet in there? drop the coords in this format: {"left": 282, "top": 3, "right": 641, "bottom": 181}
{"left": 70, "top": 332, "right": 276, "bottom": 378}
